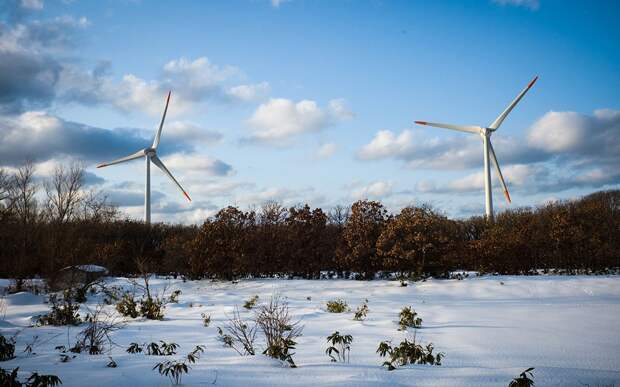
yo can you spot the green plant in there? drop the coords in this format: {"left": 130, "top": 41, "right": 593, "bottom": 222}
{"left": 398, "top": 306, "right": 422, "bottom": 330}
{"left": 325, "top": 331, "right": 353, "bottom": 363}
{"left": 146, "top": 341, "right": 178, "bottom": 356}
{"left": 508, "top": 368, "right": 535, "bottom": 387}
{"left": 243, "top": 295, "right": 259, "bottom": 310}
{"left": 201, "top": 313, "right": 211, "bottom": 327}
{"left": 26, "top": 372, "right": 63, "bottom": 386}
{"left": 0, "top": 367, "right": 20, "bottom": 387}
{"left": 326, "top": 299, "right": 349, "bottom": 313}
{"left": 36, "top": 292, "right": 81, "bottom": 326}
{"left": 116, "top": 294, "right": 139, "bottom": 318}
{"left": 0, "top": 334, "right": 15, "bottom": 361}
{"left": 377, "top": 335, "right": 444, "bottom": 371}
{"left": 153, "top": 345, "right": 205, "bottom": 385}
{"left": 353, "top": 299, "right": 369, "bottom": 321}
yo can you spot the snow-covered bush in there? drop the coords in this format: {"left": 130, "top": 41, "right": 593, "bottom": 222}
{"left": 0, "top": 335, "right": 15, "bottom": 361}
{"left": 398, "top": 306, "right": 422, "bottom": 330}
{"left": 201, "top": 312, "right": 211, "bottom": 327}
{"left": 508, "top": 368, "right": 535, "bottom": 387}
{"left": 353, "top": 299, "right": 369, "bottom": 321}
{"left": 326, "top": 299, "right": 349, "bottom": 313}
{"left": 377, "top": 335, "right": 444, "bottom": 370}
{"left": 256, "top": 295, "right": 303, "bottom": 367}
{"left": 325, "top": 331, "right": 353, "bottom": 363}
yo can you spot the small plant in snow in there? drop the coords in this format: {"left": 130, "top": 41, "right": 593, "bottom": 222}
{"left": 326, "top": 299, "right": 349, "bottom": 313}
{"left": 222, "top": 308, "right": 257, "bottom": 355}
{"left": 126, "top": 342, "right": 143, "bottom": 354}
{"left": 106, "top": 356, "right": 117, "bottom": 368}
{"left": 377, "top": 333, "right": 444, "bottom": 371}
{"left": 146, "top": 341, "right": 178, "bottom": 356}
{"left": 325, "top": 331, "right": 352, "bottom": 363}
{"left": 243, "top": 295, "right": 259, "bottom": 310}
{"left": 216, "top": 327, "right": 234, "bottom": 348}
{"left": 26, "top": 371, "right": 63, "bottom": 387}
{"left": 139, "top": 297, "right": 165, "bottom": 320}
{"left": 76, "top": 305, "right": 125, "bottom": 355}
{"left": 0, "top": 367, "right": 20, "bottom": 387}
{"left": 256, "top": 295, "right": 303, "bottom": 368}
{"left": 353, "top": 299, "right": 369, "bottom": 321}
{"left": 23, "top": 336, "right": 39, "bottom": 357}
{"left": 0, "top": 334, "right": 16, "bottom": 361}
{"left": 508, "top": 368, "right": 535, "bottom": 387}
{"left": 201, "top": 312, "right": 211, "bottom": 327}
{"left": 168, "top": 290, "right": 182, "bottom": 303}
{"left": 153, "top": 345, "right": 205, "bottom": 385}
{"left": 116, "top": 294, "right": 139, "bottom": 318}
{"left": 398, "top": 306, "right": 422, "bottom": 330}
{"left": 36, "top": 291, "right": 81, "bottom": 326}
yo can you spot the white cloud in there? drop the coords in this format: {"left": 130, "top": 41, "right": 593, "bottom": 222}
{"left": 358, "top": 129, "right": 414, "bottom": 160}
{"left": 161, "top": 153, "right": 234, "bottom": 177}
{"left": 316, "top": 143, "right": 337, "bottom": 159}
{"left": 226, "top": 82, "right": 270, "bottom": 102}
{"left": 351, "top": 181, "right": 394, "bottom": 200}
{"left": 246, "top": 98, "right": 352, "bottom": 144}
{"left": 491, "top": 0, "right": 539, "bottom": 11}
{"left": 271, "top": 0, "right": 290, "bottom": 8}
{"left": 21, "top": 0, "right": 44, "bottom": 10}
{"left": 164, "top": 121, "right": 222, "bottom": 145}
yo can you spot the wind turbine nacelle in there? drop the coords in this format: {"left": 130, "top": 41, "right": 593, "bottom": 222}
{"left": 145, "top": 148, "right": 156, "bottom": 157}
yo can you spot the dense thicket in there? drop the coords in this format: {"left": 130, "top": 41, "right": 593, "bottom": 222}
{"left": 0, "top": 162, "right": 618, "bottom": 280}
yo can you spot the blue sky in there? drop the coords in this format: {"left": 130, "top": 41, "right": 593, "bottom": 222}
{"left": 1, "top": 0, "right": 619, "bottom": 223}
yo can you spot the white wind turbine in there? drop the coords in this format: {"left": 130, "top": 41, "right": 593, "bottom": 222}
{"left": 415, "top": 76, "right": 538, "bottom": 220}
{"left": 97, "top": 91, "right": 191, "bottom": 224}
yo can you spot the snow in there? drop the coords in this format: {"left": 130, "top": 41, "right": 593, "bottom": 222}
{"left": 1, "top": 275, "right": 619, "bottom": 386}
{"left": 61, "top": 265, "right": 109, "bottom": 274}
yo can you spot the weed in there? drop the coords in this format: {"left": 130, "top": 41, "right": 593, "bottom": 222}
{"left": 508, "top": 368, "right": 535, "bottom": 387}
{"left": 325, "top": 331, "right": 352, "bottom": 363}
{"left": 256, "top": 295, "right": 303, "bottom": 368}
{"left": 201, "top": 313, "right": 211, "bottom": 327}
{"left": 398, "top": 306, "right": 422, "bottom": 330}
{"left": 243, "top": 295, "right": 259, "bottom": 310}
{"left": 0, "top": 334, "right": 15, "bottom": 361}
{"left": 377, "top": 333, "right": 444, "bottom": 370}
{"left": 326, "top": 299, "right": 349, "bottom": 313}
{"left": 116, "top": 294, "right": 139, "bottom": 318}
{"left": 353, "top": 299, "right": 369, "bottom": 321}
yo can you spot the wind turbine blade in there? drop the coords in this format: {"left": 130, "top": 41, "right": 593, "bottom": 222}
{"left": 488, "top": 141, "right": 511, "bottom": 204}
{"left": 152, "top": 91, "right": 172, "bottom": 149}
{"left": 97, "top": 149, "right": 145, "bottom": 168}
{"left": 489, "top": 76, "right": 538, "bottom": 130}
{"left": 414, "top": 121, "right": 481, "bottom": 134}
{"left": 150, "top": 155, "right": 191, "bottom": 202}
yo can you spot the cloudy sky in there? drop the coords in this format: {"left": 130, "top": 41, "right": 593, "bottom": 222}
{"left": 1, "top": 0, "right": 619, "bottom": 223}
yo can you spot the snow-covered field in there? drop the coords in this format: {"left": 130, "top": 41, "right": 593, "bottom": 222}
{"left": 1, "top": 275, "right": 619, "bottom": 386}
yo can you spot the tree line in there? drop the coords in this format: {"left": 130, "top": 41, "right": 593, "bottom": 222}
{"left": 1, "top": 161, "right": 618, "bottom": 282}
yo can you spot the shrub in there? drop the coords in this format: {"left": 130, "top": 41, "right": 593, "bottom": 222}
{"left": 216, "top": 327, "right": 234, "bottom": 348}
{"left": 146, "top": 341, "right": 178, "bottom": 356}
{"left": 140, "top": 297, "right": 165, "bottom": 321}
{"left": 243, "top": 295, "right": 259, "bottom": 310}
{"left": 36, "top": 291, "right": 81, "bottom": 326}
{"left": 168, "top": 290, "right": 182, "bottom": 303}
{"left": 0, "top": 367, "right": 20, "bottom": 387}
{"left": 326, "top": 299, "right": 349, "bottom": 313}
{"left": 76, "top": 305, "right": 125, "bottom": 355}
{"left": 116, "top": 294, "right": 139, "bottom": 318}
{"left": 353, "top": 299, "right": 369, "bottom": 321}
{"left": 27, "top": 372, "right": 63, "bottom": 386}
{"left": 508, "top": 368, "right": 535, "bottom": 387}
{"left": 106, "top": 356, "right": 117, "bottom": 368}
{"left": 222, "top": 308, "right": 257, "bottom": 355}
{"left": 201, "top": 313, "right": 211, "bottom": 327}
{"left": 256, "top": 295, "right": 303, "bottom": 368}
{"left": 0, "top": 335, "right": 15, "bottom": 361}
{"left": 325, "top": 331, "right": 352, "bottom": 363}
{"left": 398, "top": 306, "right": 422, "bottom": 330}
{"left": 377, "top": 335, "right": 444, "bottom": 370}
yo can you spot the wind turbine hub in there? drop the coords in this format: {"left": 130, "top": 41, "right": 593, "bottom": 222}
{"left": 145, "top": 148, "right": 156, "bottom": 157}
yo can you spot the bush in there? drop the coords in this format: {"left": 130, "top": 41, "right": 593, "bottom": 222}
{"left": 145, "top": 341, "right": 178, "bottom": 356}
{"left": 116, "top": 294, "right": 139, "bottom": 318}
{"left": 26, "top": 372, "right": 63, "bottom": 386}
{"left": 377, "top": 335, "right": 444, "bottom": 371}
{"left": 36, "top": 291, "right": 81, "bottom": 326}
{"left": 243, "top": 295, "right": 259, "bottom": 310}
{"left": 256, "top": 295, "right": 303, "bottom": 368}
{"left": 168, "top": 290, "right": 182, "bottom": 304}
{"left": 0, "top": 367, "right": 20, "bottom": 387}
{"left": 325, "top": 331, "right": 352, "bottom": 363}
{"left": 508, "top": 368, "right": 535, "bottom": 387}
{"left": 76, "top": 305, "right": 125, "bottom": 355}
{"left": 353, "top": 299, "right": 369, "bottom": 321}
{"left": 126, "top": 343, "right": 143, "bottom": 354}
{"left": 0, "top": 335, "right": 15, "bottom": 361}
{"left": 326, "top": 299, "right": 349, "bottom": 313}
{"left": 140, "top": 297, "right": 165, "bottom": 320}
{"left": 201, "top": 313, "right": 211, "bottom": 327}
{"left": 398, "top": 306, "right": 422, "bottom": 330}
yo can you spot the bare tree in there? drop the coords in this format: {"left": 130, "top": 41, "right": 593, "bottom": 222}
{"left": 10, "top": 160, "right": 39, "bottom": 225}
{"left": 0, "top": 168, "right": 15, "bottom": 221}
{"left": 328, "top": 204, "right": 350, "bottom": 226}
{"left": 45, "top": 162, "right": 85, "bottom": 223}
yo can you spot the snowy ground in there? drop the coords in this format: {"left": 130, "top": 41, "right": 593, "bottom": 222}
{"left": 1, "top": 275, "right": 619, "bottom": 386}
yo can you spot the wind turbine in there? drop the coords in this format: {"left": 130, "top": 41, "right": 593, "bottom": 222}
{"left": 414, "top": 76, "right": 538, "bottom": 221}
{"left": 97, "top": 91, "right": 191, "bottom": 224}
